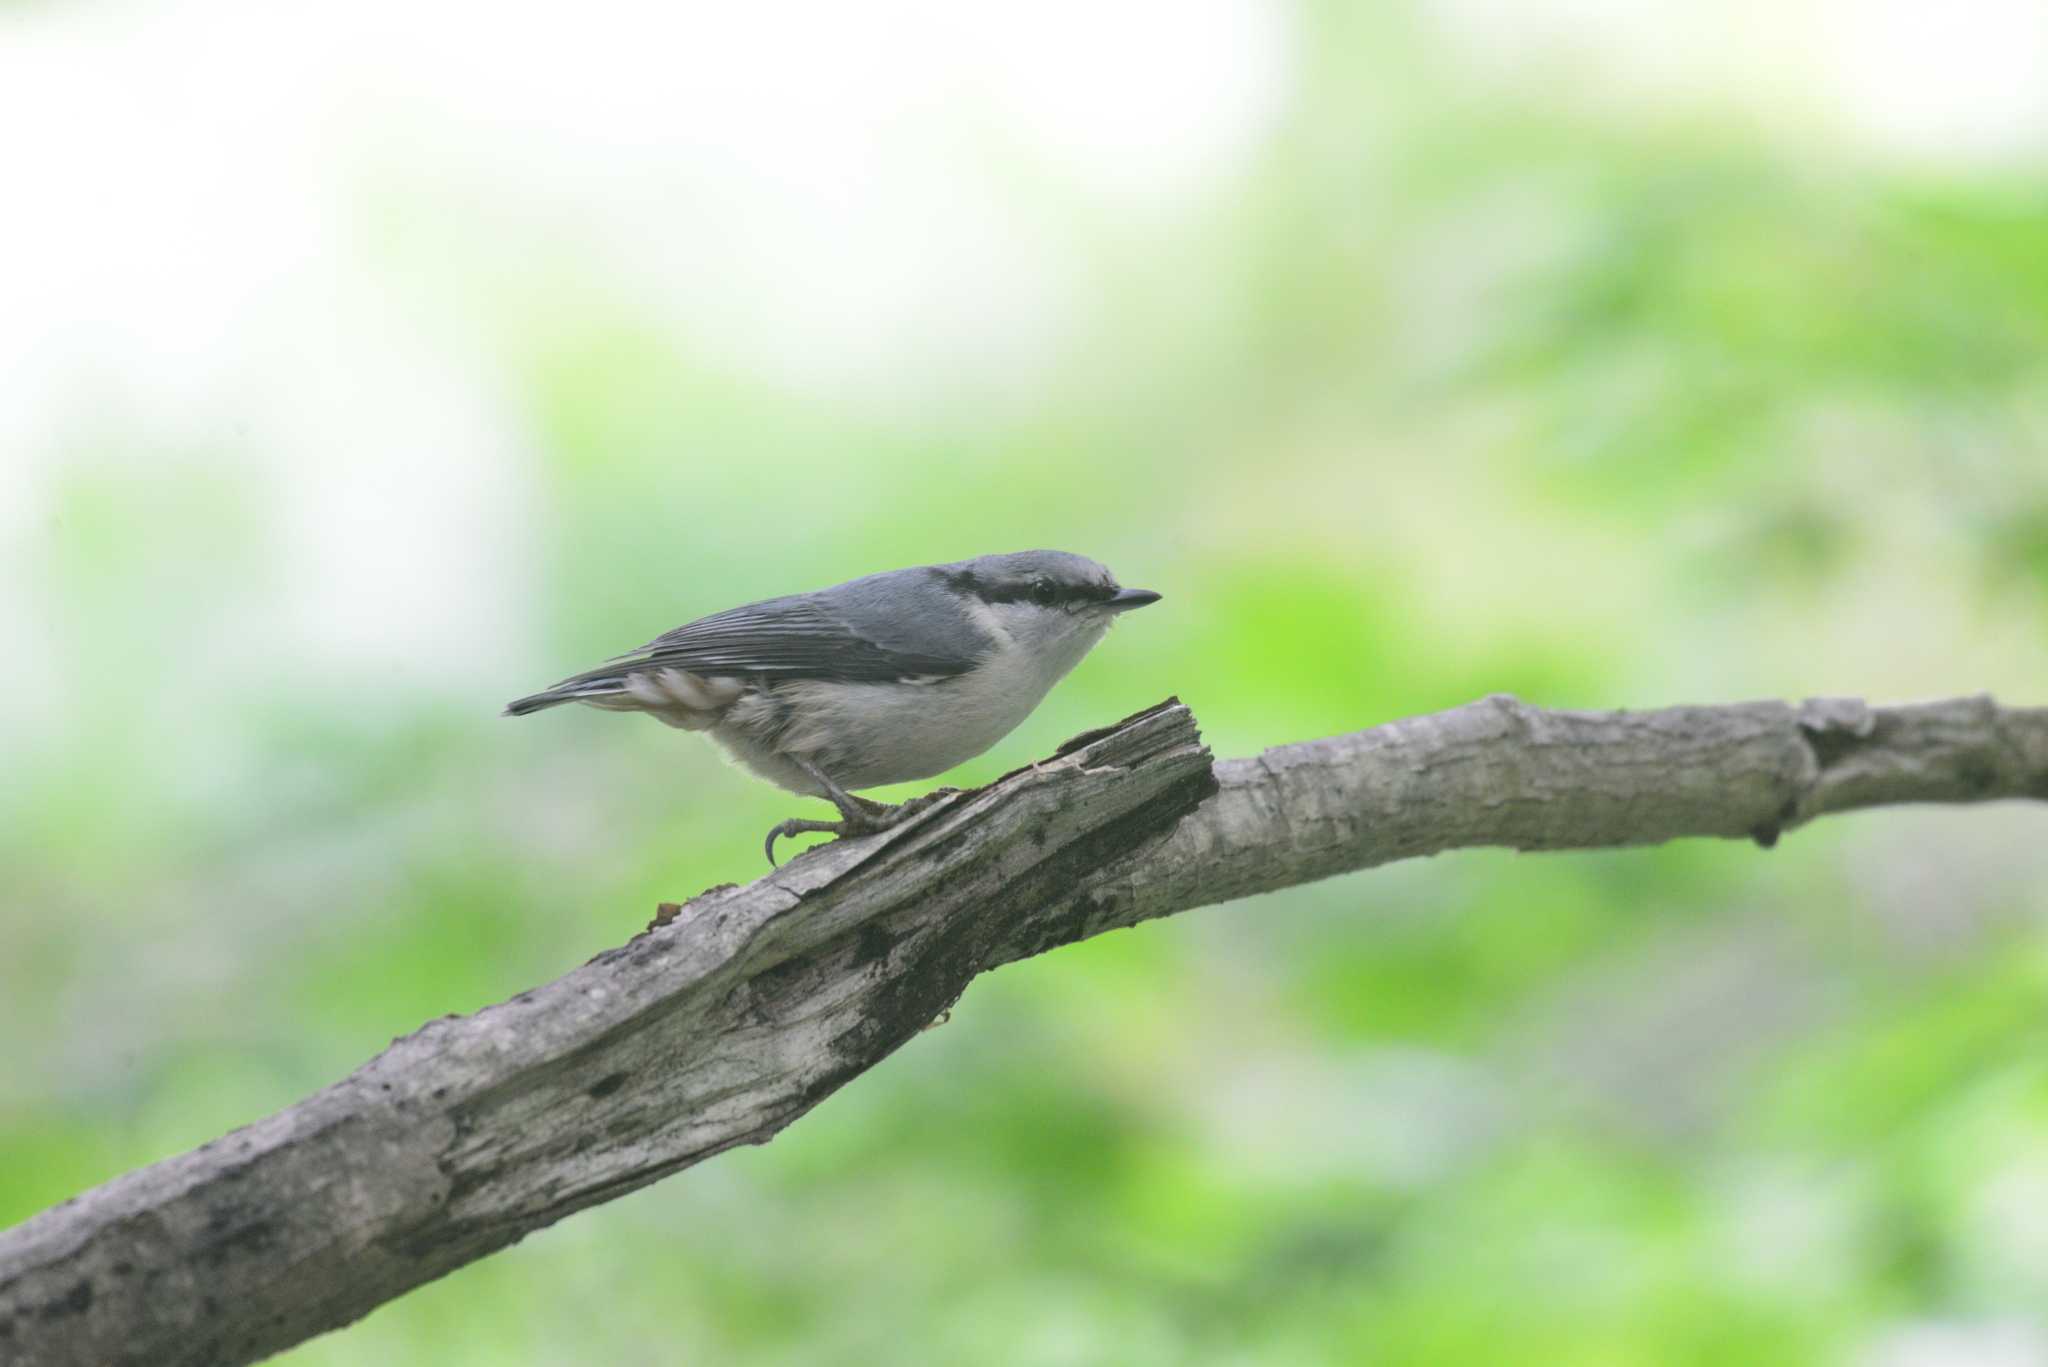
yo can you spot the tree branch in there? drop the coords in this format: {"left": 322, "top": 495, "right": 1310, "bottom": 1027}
{"left": 4, "top": 693, "right": 2044, "bottom": 1366}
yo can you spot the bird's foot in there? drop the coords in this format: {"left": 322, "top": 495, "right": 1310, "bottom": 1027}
{"left": 763, "top": 816, "right": 856, "bottom": 866}
{"left": 762, "top": 792, "right": 896, "bottom": 867}
{"left": 762, "top": 786, "right": 965, "bottom": 866}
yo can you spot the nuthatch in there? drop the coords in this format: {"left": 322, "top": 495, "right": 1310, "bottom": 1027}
{"left": 506, "top": 551, "right": 1160, "bottom": 862}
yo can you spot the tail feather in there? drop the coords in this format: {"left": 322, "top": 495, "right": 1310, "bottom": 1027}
{"left": 502, "top": 674, "right": 628, "bottom": 717}
{"left": 504, "top": 664, "right": 741, "bottom": 721}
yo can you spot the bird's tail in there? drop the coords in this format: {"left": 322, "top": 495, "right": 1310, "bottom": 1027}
{"left": 502, "top": 690, "right": 573, "bottom": 717}
{"left": 501, "top": 667, "right": 632, "bottom": 717}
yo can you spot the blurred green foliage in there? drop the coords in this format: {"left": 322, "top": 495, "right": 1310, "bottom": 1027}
{"left": 5, "top": 5, "right": 2048, "bottom": 1364}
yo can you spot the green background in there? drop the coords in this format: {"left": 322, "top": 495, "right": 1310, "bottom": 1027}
{"left": 5, "top": 3, "right": 2048, "bottom": 1363}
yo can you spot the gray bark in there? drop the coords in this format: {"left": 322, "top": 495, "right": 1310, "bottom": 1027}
{"left": 3, "top": 693, "right": 2044, "bottom": 1367}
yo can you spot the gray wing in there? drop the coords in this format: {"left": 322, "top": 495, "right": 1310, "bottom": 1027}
{"left": 505, "top": 568, "right": 988, "bottom": 716}
{"left": 624, "top": 589, "right": 975, "bottom": 683}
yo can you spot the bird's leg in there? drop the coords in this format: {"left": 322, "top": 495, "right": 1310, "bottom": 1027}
{"left": 762, "top": 760, "right": 961, "bottom": 865}
{"left": 798, "top": 759, "right": 884, "bottom": 828}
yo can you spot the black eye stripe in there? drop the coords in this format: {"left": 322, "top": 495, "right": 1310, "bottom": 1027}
{"left": 937, "top": 569, "right": 1118, "bottom": 607}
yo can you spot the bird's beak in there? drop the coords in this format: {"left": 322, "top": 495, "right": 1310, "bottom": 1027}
{"left": 1103, "top": 588, "right": 1162, "bottom": 613}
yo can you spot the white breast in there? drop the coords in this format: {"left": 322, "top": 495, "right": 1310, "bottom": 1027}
{"left": 777, "top": 645, "right": 1049, "bottom": 787}
{"left": 714, "top": 606, "right": 1111, "bottom": 794}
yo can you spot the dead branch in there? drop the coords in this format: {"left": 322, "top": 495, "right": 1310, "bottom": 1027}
{"left": 3, "top": 693, "right": 2043, "bottom": 1367}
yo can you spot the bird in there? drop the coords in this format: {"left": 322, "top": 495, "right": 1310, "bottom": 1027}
{"left": 505, "top": 550, "right": 1161, "bottom": 863}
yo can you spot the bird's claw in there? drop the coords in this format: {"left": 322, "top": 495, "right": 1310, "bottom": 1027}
{"left": 763, "top": 817, "right": 850, "bottom": 867}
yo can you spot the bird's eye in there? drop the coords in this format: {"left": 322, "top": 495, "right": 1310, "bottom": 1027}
{"left": 1030, "top": 577, "right": 1058, "bottom": 606}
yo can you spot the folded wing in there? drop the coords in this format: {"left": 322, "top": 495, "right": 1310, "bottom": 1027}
{"left": 502, "top": 592, "right": 974, "bottom": 717}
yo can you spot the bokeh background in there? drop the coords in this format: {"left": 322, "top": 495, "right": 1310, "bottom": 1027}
{"left": 5, "top": 1, "right": 2048, "bottom": 1362}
